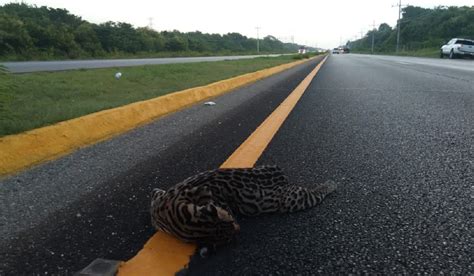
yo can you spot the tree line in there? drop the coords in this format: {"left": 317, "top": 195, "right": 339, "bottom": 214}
{"left": 0, "top": 3, "right": 303, "bottom": 60}
{"left": 348, "top": 5, "right": 474, "bottom": 53}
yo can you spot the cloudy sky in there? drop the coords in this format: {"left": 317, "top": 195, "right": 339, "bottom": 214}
{"left": 2, "top": 0, "right": 472, "bottom": 48}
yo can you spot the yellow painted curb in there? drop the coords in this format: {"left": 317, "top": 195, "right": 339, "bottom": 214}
{"left": 0, "top": 57, "right": 315, "bottom": 177}
{"left": 117, "top": 55, "right": 328, "bottom": 276}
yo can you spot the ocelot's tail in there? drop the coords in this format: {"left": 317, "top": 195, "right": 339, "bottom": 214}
{"left": 281, "top": 180, "right": 337, "bottom": 213}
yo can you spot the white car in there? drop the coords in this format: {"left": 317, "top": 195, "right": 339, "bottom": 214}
{"left": 440, "top": 38, "right": 474, "bottom": 59}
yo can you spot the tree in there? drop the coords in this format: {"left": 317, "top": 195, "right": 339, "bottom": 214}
{"left": 0, "top": 13, "right": 32, "bottom": 55}
{"left": 186, "top": 31, "right": 211, "bottom": 52}
{"left": 350, "top": 5, "right": 474, "bottom": 53}
{"left": 378, "top": 23, "right": 392, "bottom": 33}
{"left": 137, "top": 27, "right": 165, "bottom": 52}
{"left": 74, "top": 22, "right": 104, "bottom": 56}
{"left": 0, "top": 2, "right": 305, "bottom": 60}
{"left": 163, "top": 32, "right": 188, "bottom": 51}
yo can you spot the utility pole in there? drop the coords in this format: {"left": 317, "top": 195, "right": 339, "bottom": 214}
{"left": 148, "top": 17, "right": 154, "bottom": 30}
{"left": 396, "top": 0, "right": 401, "bottom": 52}
{"left": 393, "top": 0, "right": 406, "bottom": 53}
{"left": 371, "top": 21, "right": 376, "bottom": 54}
{"left": 256, "top": 27, "right": 260, "bottom": 53}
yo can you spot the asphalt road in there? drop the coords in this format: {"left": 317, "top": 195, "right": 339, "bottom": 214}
{"left": 1, "top": 54, "right": 282, "bottom": 73}
{"left": 353, "top": 53, "right": 474, "bottom": 73}
{"left": 188, "top": 54, "right": 473, "bottom": 274}
{"left": 1, "top": 54, "right": 472, "bottom": 274}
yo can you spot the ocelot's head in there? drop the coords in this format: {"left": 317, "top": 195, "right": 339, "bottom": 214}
{"left": 185, "top": 202, "right": 240, "bottom": 246}
{"left": 150, "top": 187, "right": 240, "bottom": 246}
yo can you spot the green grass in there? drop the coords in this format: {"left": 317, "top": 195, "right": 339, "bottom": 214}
{"left": 292, "top": 52, "right": 321, "bottom": 60}
{"left": 0, "top": 54, "right": 312, "bottom": 136}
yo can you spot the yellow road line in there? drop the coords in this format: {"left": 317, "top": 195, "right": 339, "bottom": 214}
{"left": 0, "top": 58, "right": 311, "bottom": 177}
{"left": 118, "top": 55, "right": 328, "bottom": 276}
{"left": 221, "top": 55, "right": 328, "bottom": 168}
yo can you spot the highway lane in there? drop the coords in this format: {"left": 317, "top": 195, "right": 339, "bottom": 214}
{"left": 1, "top": 54, "right": 282, "bottom": 73}
{"left": 1, "top": 54, "right": 472, "bottom": 274}
{"left": 187, "top": 54, "right": 473, "bottom": 274}
{"left": 353, "top": 53, "right": 474, "bottom": 74}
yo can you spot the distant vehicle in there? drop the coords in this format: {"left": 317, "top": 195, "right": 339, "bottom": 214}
{"left": 440, "top": 38, "right": 474, "bottom": 59}
{"left": 332, "top": 47, "right": 350, "bottom": 54}
{"left": 298, "top": 46, "right": 307, "bottom": 54}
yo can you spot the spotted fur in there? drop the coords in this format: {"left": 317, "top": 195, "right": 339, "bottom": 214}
{"left": 150, "top": 165, "right": 336, "bottom": 245}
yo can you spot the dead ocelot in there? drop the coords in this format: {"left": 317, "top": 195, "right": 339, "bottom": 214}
{"left": 150, "top": 165, "right": 336, "bottom": 245}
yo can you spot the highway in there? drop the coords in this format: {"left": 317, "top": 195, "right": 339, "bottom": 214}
{"left": 1, "top": 54, "right": 282, "bottom": 73}
{"left": 0, "top": 54, "right": 472, "bottom": 274}
{"left": 353, "top": 53, "right": 474, "bottom": 73}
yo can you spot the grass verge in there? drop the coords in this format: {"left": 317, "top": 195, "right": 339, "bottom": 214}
{"left": 292, "top": 52, "right": 321, "bottom": 60}
{"left": 0, "top": 54, "right": 312, "bottom": 137}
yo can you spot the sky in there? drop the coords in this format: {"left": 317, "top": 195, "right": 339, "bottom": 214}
{"left": 1, "top": 0, "right": 472, "bottom": 49}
